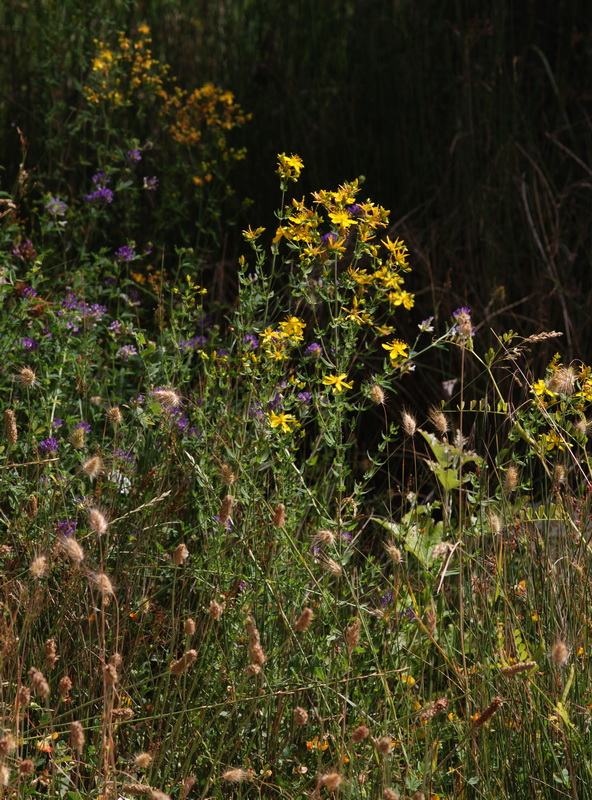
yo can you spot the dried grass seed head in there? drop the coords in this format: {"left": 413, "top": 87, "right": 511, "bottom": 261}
{"left": 374, "top": 736, "right": 393, "bottom": 754}
{"left": 272, "top": 502, "right": 286, "bottom": 527}
{"left": 44, "top": 638, "right": 59, "bottom": 668}
{"left": 172, "top": 543, "right": 189, "bottom": 565}
{"left": 209, "top": 600, "right": 224, "bottom": 619}
{"left": 0, "top": 734, "right": 16, "bottom": 756}
{"left": 293, "top": 706, "right": 309, "bottom": 725}
{"left": 16, "top": 366, "right": 37, "bottom": 387}
{"left": 170, "top": 649, "right": 197, "bottom": 675}
{"left": 61, "top": 536, "right": 84, "bottom": 565}
{"left": 401, "top": 408, "right": 416, "bottom": 436}
{"left": 370, "top": 383, "right": 386, "bottom": 405}
{"left": 82, "top": 455, "right": 104, "bottom": 478}
{"left": 313, "top": 528, "right": 336, "bottom": 547}
{"left": 547, "top": 367, "right": 575, "bottom": 396}
{"left": 220, "top": 463, "right": 236, "bottom": 485}
{"left": 346, "top": 618, "right": 361, "bottom": 653}
{"left": 107, "top": 406, "right": 123, "bottom": 425}
{"left": 321, "top": 556, "right": 343, "bottom": 577}
{"left": 69, "top": 427, "right": 86, "bottom": 448}
{"left": 4, "top": 409, "right": 17, "bottom": 444}
{"left": 70, "top": 720, "right": 85, "bottom": 752}
{"left": 218, "top": 494, "right": 234, "bottom": 524}
{"left": 28, "top": 667, "right": 50, "bottom": 699}
{"left": 104, "top": 663, "right": 119, "bottom": 686}
{"left": 59, "top": 675, "right": 73, "bottom": 696}
{"left": 551, "top": 640, "right": 570, "bottom": 667}
{"left": 222, "top": 768, "right": 251, "bottom": 783}
{"left": 89, "top": 507, "right": 108, "bottom": 535}
{"left": 151, "top": 388, "right": 181, "bottom": 409}
{"left": 184, "top": 617, "right": 196, "bottom": 635}
{"left": 135, "top": 752, "right": 153, "bottom": 769}
{"left": 385, "top": 541, "right": 403, "bottom": 564}
{"left": 30, "top": 555, "right": 48, "bottom": 579}
{"left": 351, "top": 724, "right": 370, "bottom": 742}
{"left": 319, "top": 772, "right": 343, "bottom": 790}
{"left": 428, "top": 406, "right": 449, "bottom": 434}
{"left": 504, "top": 465, "right": 518, "bottom": 494}
{"left": 295, "top": 606, "right": 313, "bottom": 632}
{"left": 382, "top": 790, "right": 400, "bottom": 800}
{"left": 19, "top": 759, "right": 34, "bottom": 776}
{"left": 94, "top": 572, "right": 115, "bottom": 598}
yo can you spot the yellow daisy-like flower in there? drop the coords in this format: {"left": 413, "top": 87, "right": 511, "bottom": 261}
{"left": 322, "top": 373, "right": 354, "bottom": 393}
{"left": 277, "top": 153, "right": 304, "bottom": 182}
{"left": 269, "top": 411, "right": 297, "bottom": 433}
{"left": 278, "top": 316, "right": 306, "bottom": 341}
{"left": 382, "top": 339, "right": 409, "bottom": 362}
{"left": 242, "top": 226, "right": 265, "bottom": 241}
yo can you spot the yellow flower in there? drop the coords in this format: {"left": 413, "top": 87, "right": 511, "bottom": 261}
{"left": 322, "top": 374, "right": 354, "bottom": 393}
{"left": 269, "top": 411, "right": 297, "bottom": 433}
{"left": 242, "top": 226, "right": 266, "bottom": 241}
{"left": 399, "top": 673, "right": 416, "bottom": 686}
{"left": 328, "top": 209, "right": 355, "bottom": 228}
{"left": 382, "top": 339, "right": 408, "bottom": 362}
{"left": 278, "top": 316, "right": 306, "bottom": 341}
{"left": 388, "top": 290, "right": 415, "bottom": 310}
{"left": 277, "top": 153, "right": 304, "bottom": 182}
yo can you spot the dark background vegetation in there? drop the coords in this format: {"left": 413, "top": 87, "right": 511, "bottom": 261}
{"left": 1, "top": 0, "right": 591, "bottom": 365}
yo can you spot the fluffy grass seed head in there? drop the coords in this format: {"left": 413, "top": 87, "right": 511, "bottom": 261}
{"left": 184, "top": 617, "right": 196, "bottom": 635}
{"left": 222, "top": 768, "right": 251, "bottom": 783}
{"left": 28, "top": 667, "right": 50, "bottom": 700}
{"left": 93, "top": 572, "right": 115, "bottom": 600}
{"left": 346, "top": 618, "right": 361, "bottom": 653}
{"left": 370, "top": 383, "right": 386, "bottom": 405}
{"left": 69, "top": 427, "right": 86, "bottom": 448}
{"left": 385, "top": 540, "right": 403, "bottom": 564}
{"left": 15, "top": 685, "right": 31, "bottom": 709}
{"left": 135, "top": 753, "right": 153, "bottom": 769}
{"left": 294, "top": 706, "right": 309, "bottom": 725}
{"left": 0, "top": 765, "right": 9, "bottom": 787}
{"left": 383, "top": 789, "right": 400, "bottom": 800}
{"left": 428, "top": 406, "right": 449, "bottom": 435}
{"left": 26, "top": 495, "right": 38, "bottom": 518}
{"left": 220, "top": 463, "right": 237, "bottom": 485}
{"left": 401, "top": 409, "right": 416, "bottom": 436}
{"left": 218, "top": 494, "right": 234, "bottom": 524}
{"left": 547, "top": 367, "right": 575, "bottom": 396}
{"left": 44, "top": 638, "right": 59, "bottom": 668}
{"left": 16, "top": 366, "right": 37, "bottom": 387}
{"left": 173, "top": 543, "right": 189, "bottom": 565}
{"left": 89, "top": 507, "right": 108, "bottom": 535}
{"left": 472, "top": 696, "right": 503, "bottom": 728}
{"left": 59, "top": 675, "right": 73, "bottom": 697}
{"left": 313, "top": 528, "right": 336, "bottom": 547}
{"left": 61, "top": 536, "right": 84, "bottom": 565}
{"left": 82, "top": 455, "right": 104, "bottom": 478}
{"left": 19, "top": 759, "right": 34, "bottom": 776}
{"left": 295, "top": 606, "right": 313, "bottom": 632}
{"left": 272, "top": 502, "right": 286, "bottom": 527}
{"left": 321, "top": 556, "right": 343, "bottom": 577}
{"left": 170, "top": 650, "right": 197, "bottom": 675}
{"left": 30, "top": 555, "right": 48, "bottom": 579}
{"left": 4, "top": 409, "right": 17, "bottom": 444}
{"left": 0, "top": 734, "right": 16, "bottom": 756}
{"left": 551, "top": 640, "right": 570, "bottom": 667}
{"left": 351, "top": 725, "right": 370, "bottom": 742}
{"left": 151, "top": 388, "right": 182, "bottom": 409}
{"left": 70, "top": 721, "right": 85, "bottom": 752}
{"left": 107, "top": 406, "right": 123, "bottom": 425}
{"left": 504, "top": 465, "right": 518, "bottom": 494}
{"left": 209, "top": 600, "right": 224, "bottom": 619}
{"left": 374, "top": 736, "right": 393, "bottom": 755}
{"left": 180, "top": 775, "right": 196, "bottom": 800}
{"left": 319, "top": 773, "right": 343, "bottom": 790}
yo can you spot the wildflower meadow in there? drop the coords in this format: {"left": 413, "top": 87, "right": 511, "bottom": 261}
{"left": 2, "top": 9, "right": 592, "bottom": 800}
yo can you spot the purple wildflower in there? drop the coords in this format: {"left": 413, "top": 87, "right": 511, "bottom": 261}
{"left": 12, "top": 240, "right": 37, "bottom": 261}
{"left": 347, "top": 204, "right": 363, "bottom": 215}
{"left": 380, "top": 590, "right": 394, "bottom": 607}
{"left": 267, "top": 392, "right": 283, "bottom": 411}
{"left": 178, "top": 335, "right": 207, "bottom": 353}
{"left": 143, "top": 176, "right": 158, "bottom": 190}
{"left": 117, "top": 344, "right": 138, "bottom": 360}
{"left": 21, "top": 337, "right": 39, "bottom": 351}
{"left": 76, "top": 421, "right": 91, "bottom": 433}
{"left": 56, "top": 519, "right": 77, "bottom": 535}
{"left": 126, "top": 149, "right": 142, "bottom": 163}
{"left": 115, "top": 245, "right": 136, "bottom": 262}
{"left": 296, "top": 391, "right": 312, "bottom": 405}
{"left": 214, "top": 514, "right": 232, "bottom": 531}
{"left": 22, "top": 286, "right": 38, "bottom": 298}
{"left": 321, "top": 231, "right": 338, "bottom": 244}
{"left": 109, "top": 320, "right": 123, "bottom": 333}
{"left": 304, "top": 342, "right": 322, "bottom": 358}
{"left": 52, "top": 418, "right": 63, "bottom": 428}
{"left": 92, "top": 172, "right": 110, "bottom": 185}
{"left": 249, "top": 402, "right": 264, "bottom": 422}
{"left": 84, "top": 187, "right": 114, "bottom": 204}
{"left": 39, "top": 437, "right": 58, "bottom": 455}
{"left": 113, "top": 448, "right": 135, "bottom": 463}
{"left": 244, "top": 334, "right": 259, "bottom": 350}
{"left": 453, "top": 307, "right": 471, "bottom": 318}
{"left": 46, "top": 196, "right": 67, "bottom": 216}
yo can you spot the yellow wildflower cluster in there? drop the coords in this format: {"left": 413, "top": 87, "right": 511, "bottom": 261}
{"left": 83, "top": 25, "right": 168, "bottom": 106}
{"left": 259, "top": 316, "right": 307, "bottom": 362}
{"left": 162, "top": 83, "right": 250, "bottom": 152}
{"left": 277, "top": 153, "right": 304, "bottom": 184}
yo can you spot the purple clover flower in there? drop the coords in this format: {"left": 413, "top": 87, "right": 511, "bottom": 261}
{"left": 109, "top": 320, "right": 123, "bottom": 334}
{"left": 84, "top": 187, "right": 114, "bottom": 204}
{"left": 12, "top": 241, "right": 37, "bottom": 261}
{"left": 21, "top": 337, "right": 39, "bottom": 351}
{"left": 347, "top": 204, "right": 363, "bottom": 216}
{"left": 321, "top": 231, "right": 338, "bottom": 244}
{"left": 115, "top": 245, "right": 136, "bottom": 262}
{"left": 249, "top": 402, "right": 264, "bottom": 422}
{"left": 56, "top": 519, "right": 77, "bottom": 535}
{"left": 22, "top": 287, "right": 38, "bottom": 298}
{"left": 92, "top": 172, "right": 110, "bottom": 185}
{"left": 214, "top": 514, "right": 232, "bottom": 531}
{"left": 297, "top": 391, "right": 312, "bottom": 405}
{"left": 76, "top": 421, "right": 91, "bottom": 433}
{"left": 113, "top": 448, "right": 135, "bottom": 463}
{"left": 143, "top": 176, "right": 158, "bottom": 191}
{"left": 46, "top": 196, "right": 67, "bottom": 216}
{"left": 244, "top": 334, "right": 259, "bottom": 350}
{"left": 39, "top": 437, "right": 58, "bottom": 455}
{"left": 178, "top": 335, "right": 207, "bottom": 353}
{"left": 126, "top": 149, "right": 142, "bottom": 163}
{"left": 304, "top": 342, "right": 322, "bottom": 358}
{"left": 453, "top": 307, "right": 471, "bottom": 318}
{"left": 117, "top": 344, "right": 138, "bottom": 360}
{"left": 52, "top": 418, "right": 63, "bottom": 428}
